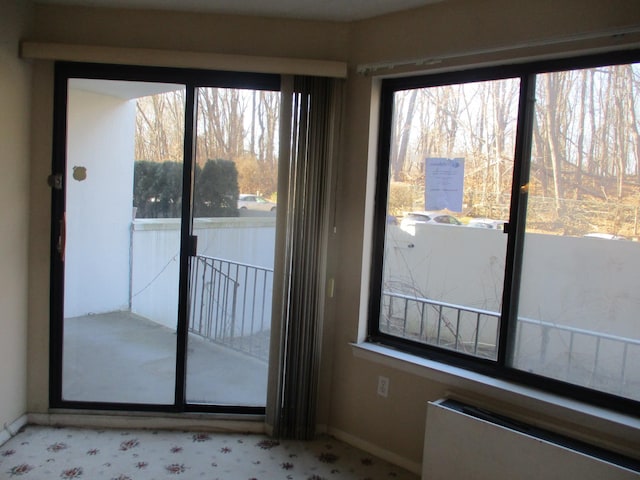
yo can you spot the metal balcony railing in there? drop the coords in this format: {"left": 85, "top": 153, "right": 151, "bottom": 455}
{"left": 189, "top": 255, "right": 273, "bottom": 362}
{"left": 515, "top": 316, "right": 640, "bottom": 395}
{"left": 381, "top": 291, "right": 501, "bottom": 359}
{"left": 381, "top": 291, "right": 640, "bottom": 396}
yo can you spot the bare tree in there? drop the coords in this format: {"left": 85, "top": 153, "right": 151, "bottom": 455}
{"left": 135, "top": 90, "right": 185, "bottom": 163}
{"left": 391, "top": 89, "right": 418, "bottom": 181}
{"left": 626, "top": 64, "right": 640, "bottom": 183}
{"left": 257, "top": 91, "right": 280, "bottom": 168}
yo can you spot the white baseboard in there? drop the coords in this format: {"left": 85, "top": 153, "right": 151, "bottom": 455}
{"left": 327, "top": 426, "right": 421, "bottom": 475}
{"left": 0, "top": 414, "right": 28, "bottom": 447}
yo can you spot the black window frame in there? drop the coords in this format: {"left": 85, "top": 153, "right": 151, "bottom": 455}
{"left": 367, "top": 49, "right": 640, "bottom": 416}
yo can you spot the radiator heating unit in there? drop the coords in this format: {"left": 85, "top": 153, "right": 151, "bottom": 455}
{"left": 422, "top": 398, "right": 639, "bottom": 480}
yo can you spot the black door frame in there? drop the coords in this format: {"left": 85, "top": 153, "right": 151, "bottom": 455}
{"left": 49, "top": 61, "right": 280, "bottom": 414}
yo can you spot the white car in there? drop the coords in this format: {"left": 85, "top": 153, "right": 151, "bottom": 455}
{"left": 237, "top": 194, "right": 277, "bottom": 212}
{"left": 400, "top": 211, "right": 462, "bottom": 228}
{"left": 468, "top": 218, "right": 507, "bottom": 230}
{"left": 583, "top": 233, "right": 626, "bottom": 240}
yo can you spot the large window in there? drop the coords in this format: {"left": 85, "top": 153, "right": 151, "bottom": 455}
{"left": 369, "top": 51, "right": 640, "bottom": 413}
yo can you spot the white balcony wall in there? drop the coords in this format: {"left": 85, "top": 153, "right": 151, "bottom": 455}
{"left": 194, "top": 217, "right": 276, "bottom": 266}
{"left": 64, "top": 87, "right": 135, "bottom": 318}
{"left": 383, "top": 224, "right": 640, "bottom": 393}
{"left": 384, "top": 225, "right": 640, "bottom": 337}
{"left": 515, "top": 233, "right": 640, "bottom": 392}
{"left": 518, "top": 234, "right": 640, "bottom": 337}
{"left": 131, "top": 217, "right": 276, "bottom": 329}
{"left": 385, "top": 225, "right": 507, "bottom": 313}
{"left": 129, "top": 219, "right": 181, "bottom": 330}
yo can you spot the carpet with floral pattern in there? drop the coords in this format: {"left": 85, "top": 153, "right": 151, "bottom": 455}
{"left": 0, "top": 425, "right": 419, "bottom": 479}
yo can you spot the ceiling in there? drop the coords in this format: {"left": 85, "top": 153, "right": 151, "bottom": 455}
{"left": 35, "top": 0, "right": 445, "bottom": 22}
{"left": 70, "top": 78, "right": 183, "bottom": 99}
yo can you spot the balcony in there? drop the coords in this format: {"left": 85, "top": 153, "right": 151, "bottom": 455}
{"left": 61, "top": 217, "right": 275, "bottom": 408}
{"left": 63, "top": 310, "right": 269, "bottom": 406}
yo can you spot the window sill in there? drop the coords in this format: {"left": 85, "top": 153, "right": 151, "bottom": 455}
{"left": 351, "top": 341, "right": 640, "bottom": 459}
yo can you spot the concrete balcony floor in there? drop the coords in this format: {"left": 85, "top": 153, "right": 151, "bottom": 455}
{"left": 62, "top": 312, "right": 268, "bottom": 407}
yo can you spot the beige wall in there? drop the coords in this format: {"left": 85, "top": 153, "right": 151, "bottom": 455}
{"left": 24, "top": 0, "right": 640, "bottom": 471}
{"left": 332, "top": 0, "right": 640, "bottom": 469}
{"left": 349, "top": 0, "right": 640, "bottom": 67}
{"left": 0, "top": 0, "right": 32, "bottom": 429}
{"left": 25, "top": 4, "right": 352, "bottom": 418}
{"left": 26, "top": 60, "right": 53, "bottom": 414}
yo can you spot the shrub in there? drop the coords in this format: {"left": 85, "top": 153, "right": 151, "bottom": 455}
{"left": 134, "top": 159, "right": 240, "bottom": 218}
{"left": 193, "top": 159, "right": 239, "bottom": 217}
{"left": 388, "top": 182, "right": 414, "bottom": 216}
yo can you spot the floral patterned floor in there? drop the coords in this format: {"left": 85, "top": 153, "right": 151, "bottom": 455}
{"left": 0, "top": 425, "right": 419, "bottom": 479}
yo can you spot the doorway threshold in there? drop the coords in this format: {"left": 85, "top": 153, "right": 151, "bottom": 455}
{"left": 29, "top": 410, "right": 266, "bottom": 434}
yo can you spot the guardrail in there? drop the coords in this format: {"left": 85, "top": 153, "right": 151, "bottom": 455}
{"left": 189, "top": 255, "right": 273, "bottom": 362}
{"left": 515, "top": 316, "right": 640, "bottom": 394}
{"left": 381, "top": 291, "right": 640, "bottom": 395}
{"left": 381, "top": 291, "right": 501, "bottom": 359}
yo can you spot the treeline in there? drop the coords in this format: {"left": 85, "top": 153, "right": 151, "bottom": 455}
{"left": 133, "top": 159, "right": 239, "bottom": 218}
{"left": 390, "top": 63, "right": 640, "bottom": 210}
{"left": 134, "top": 88, "right": 280, "bottom": 199}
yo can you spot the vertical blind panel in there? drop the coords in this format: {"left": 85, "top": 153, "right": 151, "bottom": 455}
{"left": 275, "top": 76, "right": 343, "bottom": 439}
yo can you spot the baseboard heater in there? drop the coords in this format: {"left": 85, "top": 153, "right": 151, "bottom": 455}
{"left": 423, "top": 398, "right": 640, "bottom": 480}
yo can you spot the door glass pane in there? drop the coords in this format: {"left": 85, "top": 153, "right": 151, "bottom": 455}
{"left": 378, "top": 78, "right": 520, "bottom": 360}
{"left": 513, "top": 64, "right": 640, "bottom": 402}
{"left": 62, "top": 79, "right": 185, "bottom": 404}
{"left": 186, "top": 87, "right": 280, "bottom": 406}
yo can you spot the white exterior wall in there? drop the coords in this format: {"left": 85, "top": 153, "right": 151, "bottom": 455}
{"left": 194, "top": 217, "right": 276, "bottom": 266}
{"left": 384, "top": 224, "right": 640, "bottom": 392}
{"left": 519, "top": 234, "right": 640, "bottom": 337}
{"left": 131, "top": 217, "right": 276, "bottom": 329}
{"left": 385, "top": 224, "right": 640, "bottom": 337}
{"left": 385, "top": 225, "right": 507, "bottom": 313}
{"left": 130, "top": 220, "right": 639, "bottom": 343}
{"left": 64, "top": 88, "right": 135, "bottom": 318}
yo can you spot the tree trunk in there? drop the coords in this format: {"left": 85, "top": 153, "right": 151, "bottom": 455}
{"left": 392, "top": 90, "right": 418, "bottom": 181}
{"left": 544, "top": 75, "right": 564, "bottom": 215}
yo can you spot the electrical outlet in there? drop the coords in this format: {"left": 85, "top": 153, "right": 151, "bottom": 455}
{"left": 377, "top": 376, "right": 389, "bottom": 397}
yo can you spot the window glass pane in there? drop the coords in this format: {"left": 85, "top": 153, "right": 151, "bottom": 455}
{"left": 63, "top": 80, "right": 184, "bottom": 404}
{"left": 379, "top": 78, "right": 520, "bottom": 360}
{"left": 186, "top": 87, "right": 280, "bottom": 406}
{"left": 513, "top": 63, "right": 640, "bottom": 402}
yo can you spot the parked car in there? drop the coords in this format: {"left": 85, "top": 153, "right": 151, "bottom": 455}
{"left": 467, "top": 218, "right": 507, "bottom": 230}
{"left": 237, "top": 194, "right": 277, "bottom": 212}
{"left": 400, "top": 211, "right": 462, "bottom": 228}
{"left": 583, "top": 233, "right": 627, "bottom": 240}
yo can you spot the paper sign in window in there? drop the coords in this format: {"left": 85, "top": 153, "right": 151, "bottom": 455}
{"left": 425, "top": 157, "right": 464, "bottom": 212}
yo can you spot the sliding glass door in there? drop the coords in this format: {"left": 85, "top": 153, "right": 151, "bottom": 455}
{"left": 51, "top": 64, "right": 280, "bottom": 412}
